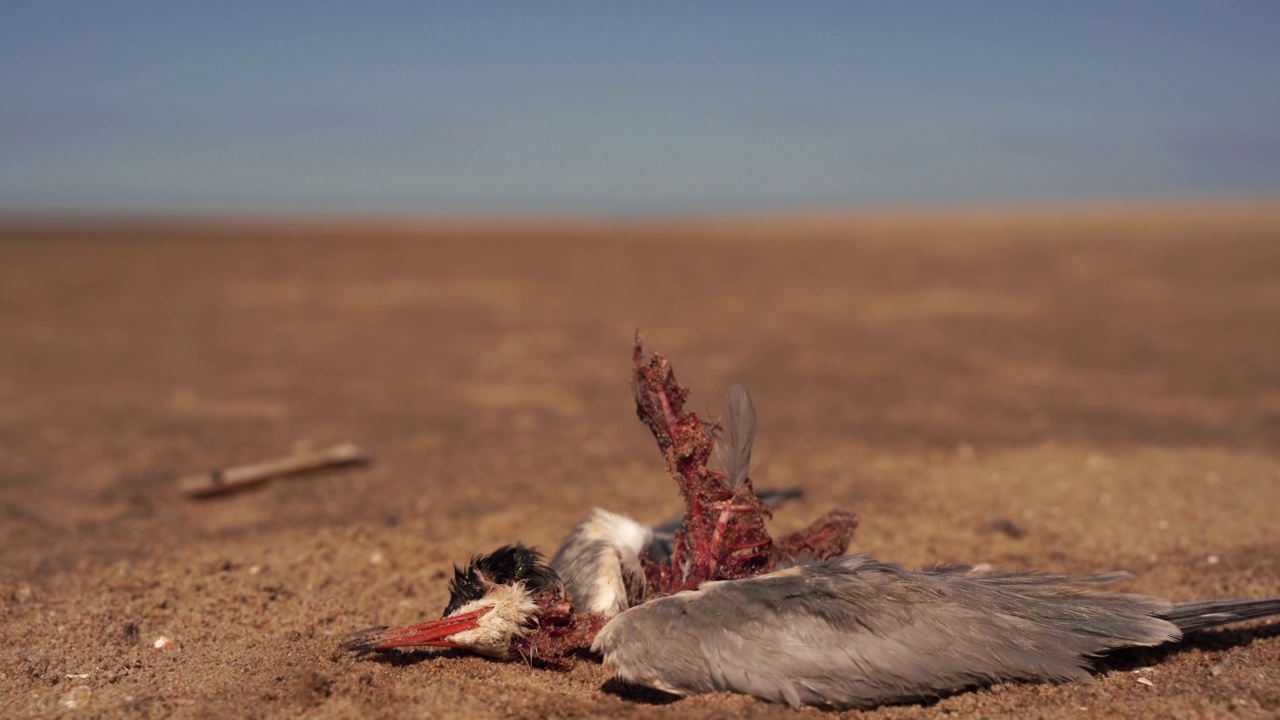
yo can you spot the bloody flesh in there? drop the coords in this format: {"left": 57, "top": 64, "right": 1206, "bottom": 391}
{"left": 631, "top": 334, "right": 858, "bottom": 595}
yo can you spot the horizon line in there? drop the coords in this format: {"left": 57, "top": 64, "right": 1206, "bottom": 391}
{"left": 3, "top": 193, "right": 1279, "bottom": 228}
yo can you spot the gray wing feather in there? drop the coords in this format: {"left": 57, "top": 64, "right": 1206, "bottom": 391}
{"left": 1162, "top": 598, "right": 1280, "bottom": 633}
{"left": 595, "top": 555, "right": 1184, "bottom": 709}
{"left": 714, "top": 383, "right": 756, "bottom": 489}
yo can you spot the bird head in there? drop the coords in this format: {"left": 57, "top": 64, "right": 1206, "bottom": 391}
{"left": 345, "top": 544, "right": 571, "bottom": 660}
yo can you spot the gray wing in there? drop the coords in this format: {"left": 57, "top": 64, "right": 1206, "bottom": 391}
{"left": 594, "top": 555, "right": 1181, "bottom": 710}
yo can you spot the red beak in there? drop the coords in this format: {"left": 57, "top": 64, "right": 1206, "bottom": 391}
{"left": 347, "top": 608, "right": 487, "bottom": 651}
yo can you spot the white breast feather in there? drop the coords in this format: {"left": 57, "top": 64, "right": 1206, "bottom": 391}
{"left": 445, "top": 583, "right": 538, "bottom": 659}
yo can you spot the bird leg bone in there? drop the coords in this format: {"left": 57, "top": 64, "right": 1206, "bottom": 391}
{"left": 708, "top": 495, "right": 769, "bottom": 562}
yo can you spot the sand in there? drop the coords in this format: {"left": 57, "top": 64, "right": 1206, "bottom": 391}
{"left": 2, "top": 204, "right": 1278, "bottom": 718}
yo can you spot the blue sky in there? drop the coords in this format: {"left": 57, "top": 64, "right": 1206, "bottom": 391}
{"left": 2, "top": 2, "right": 1278, "bottom": 215}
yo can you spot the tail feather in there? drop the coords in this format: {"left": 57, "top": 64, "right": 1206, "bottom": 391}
{"left": 1163, "top": 598, "right": 1280, "bottom": 633}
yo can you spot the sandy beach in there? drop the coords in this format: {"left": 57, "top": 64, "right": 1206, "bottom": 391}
{"left": 2, "top": 203, "right": 1278, "bottom": 718}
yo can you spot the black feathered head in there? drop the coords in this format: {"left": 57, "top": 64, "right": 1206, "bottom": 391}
{"left": 442, "top": 543, "right": 562, "bottom": 617}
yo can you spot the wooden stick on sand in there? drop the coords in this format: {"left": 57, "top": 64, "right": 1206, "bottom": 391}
{"left": 178, "top": 442, "right": 369, "bottom": 498}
